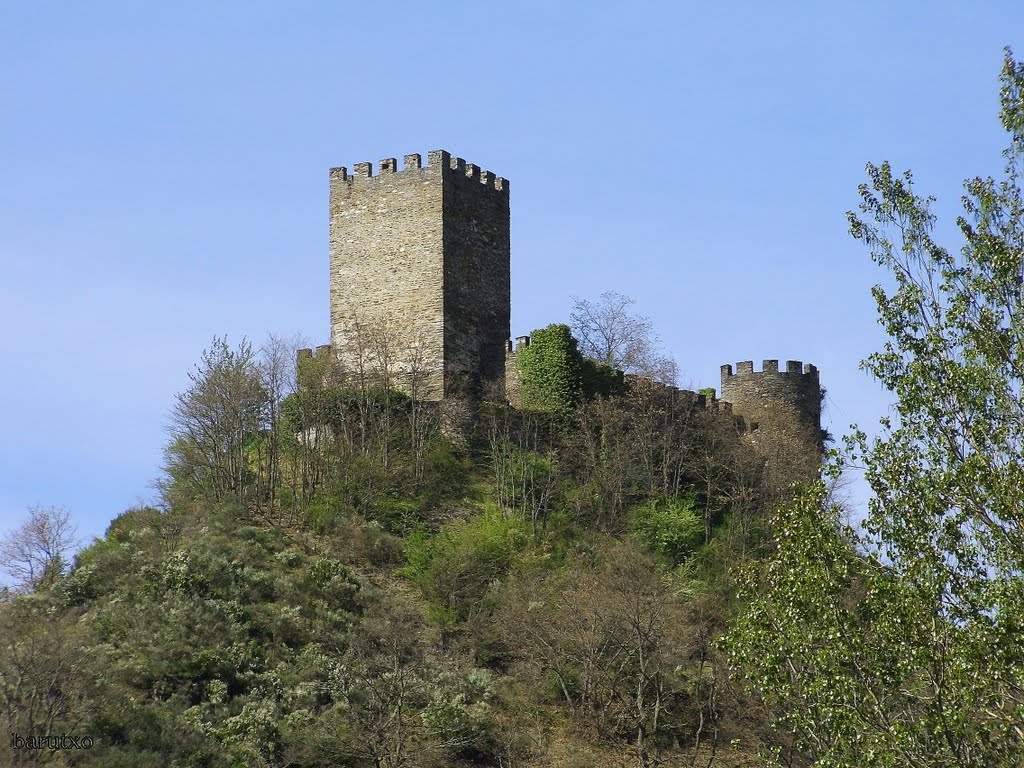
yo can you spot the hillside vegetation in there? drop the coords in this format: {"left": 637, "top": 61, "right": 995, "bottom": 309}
{"left": 0, "top": 321, "right": 815, "bottom": 768}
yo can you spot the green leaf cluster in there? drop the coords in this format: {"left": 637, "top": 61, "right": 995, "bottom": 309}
{"left": 517, "top": 324, "right": 584, "bottom": 412}
{"left": 517, "top": 323, "right": 623, "bottom": 413}
{"left": 629, "top": 494, "right": 703, "bottom": 566}
{"left": 404, "top": 505, "right": 528, "bottom": 621}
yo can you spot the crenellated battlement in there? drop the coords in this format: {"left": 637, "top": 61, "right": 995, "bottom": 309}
{"left": 719, "top": 357, "right": 824, "bottom": 469}
{"left": 329, "top": 149, "right": 508, "bottom": 193}
{"left": 296, "top": 345, "right": 334, "bottom": 361}
{"left": 678, "top": 387, "right": 732, "bottom": 414}
{"left": 504, "top": 336, "right": 532, "bottom": 354}
{"left": 721, "top": 359, "right": 819, "bottom": 386}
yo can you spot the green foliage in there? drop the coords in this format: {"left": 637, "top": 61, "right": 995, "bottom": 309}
{"left": 163, "top": 336, "right": 269, "bottom": 505}
{"left": 580, "top": 357, "right": 626, "bottom": 399}
{"left": 367, "top": 498, "right": 420, "bottom": 534}
{"left": 333, "top": 453, "right": 388, "bottom": 515}
{"left": 724, "top": 487, "right": 874, "bottom": 759}
{"left": 404, "top": 527, "right": 432, "bottom": 577}
{"left": 306, "top": 557, "right": 361, "bottom": 611}
{"left": 281, "top": 382, "right": 411, "bottom": 434}
{"left": 517, "top": 324, "right": 626, "bottom": 413}
{"left": 492, "top": 441, "right": 559, "bottom": 530}
{"left": 160, "top": 549, "right": 209, "bottom": 596}
{"left": 726, "top": 51, "right": 1024, "bottom": 767}
{"left": 7, "top": 506, "right": 393, "bottom": 767}
{"left": 629, "top": 495, "right": 703, "bottom": 566}
{"left": 105, "top": 506, "right": 164, "bottom": 544}
{"left": 304, "top": 494, "right": 346, "bottom": 534}
{"left": 517, "top": 323, "right": 584, "bottom": 412}
{"left": 405, "top": 506, "right": 528, "bottom": 620}
{"left": 418, "top": 442, "right": 471, "bottom": 501}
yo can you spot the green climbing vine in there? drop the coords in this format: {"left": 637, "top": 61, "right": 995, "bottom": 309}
{"left": 517, "top": 324, "right": 623, "bottom": 413}
{"left": 517, "top": 324, "right": 582, "bottom": 413}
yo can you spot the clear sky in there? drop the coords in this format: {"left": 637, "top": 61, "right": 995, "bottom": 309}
{"left": 3, "top": 2, "right": 1023, "bottom": 550}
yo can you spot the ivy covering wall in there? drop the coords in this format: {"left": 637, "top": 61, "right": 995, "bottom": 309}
{"left": 517, "top": 324, "right": 624, "bottom": 413}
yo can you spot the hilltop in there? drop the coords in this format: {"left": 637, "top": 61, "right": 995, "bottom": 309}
{"left": 0, "top": 327, "right": 817, "bottom": 767}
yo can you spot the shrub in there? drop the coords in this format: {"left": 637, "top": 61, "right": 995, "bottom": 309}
{"left": 407, "top": 507, "right": 528, "bottom": 619}
{"left": 630, "top": 495, "right": 703, "bottom": 566}
{"left": 105, "top": 506, "right": 164, "bottom": 544}
{"left": 420, "top": 443, "right": 470, "bottom": 502}
{"left": 580, "top": 358, "right": 625, "bottom": 399}
{"left": 304, "top": 496, "right": 345, "bottom": 535}
{"left": 306, "top": 558, "right": 360, "bottom": 611}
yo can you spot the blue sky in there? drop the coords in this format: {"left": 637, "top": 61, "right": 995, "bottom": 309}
{"left": 2, "top": 2, "right": 1023, "bottom": 551}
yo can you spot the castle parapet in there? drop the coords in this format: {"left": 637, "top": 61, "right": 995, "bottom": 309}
{"left": 296, "top": 345, "right": 334, "bottom": 363}
{"left": 721, "top": 359, "right": 819, "bottom": 386}
{"left": 719, "top": 357, "right": 823, "bottom": 465}
{"left": 330, "top": 149, "right": 508, "bottom": 193}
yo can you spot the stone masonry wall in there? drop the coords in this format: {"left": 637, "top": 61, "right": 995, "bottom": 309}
{"left": 328, "top": 150, "right": 509, "bottom": 399}
{"left": 503, "top": 336, "right": 531, "bottom": 407}
{"left": 441, "top": 151, "right": 511, "bottom": 396}
{"left": 329, "top": 154, "right": 445, "bottom": 394}
{"left": 720, "top": 359, "right": 823, "bottom": 479}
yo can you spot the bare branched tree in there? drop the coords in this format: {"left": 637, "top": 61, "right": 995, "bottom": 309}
{"left": 484, "top": 407, "right": 560, "bottom": 534}
{"left": 404, "top": 329, "right": 441, "bottom": 484}
{"left": 570, "top": 291, "right": 678, "bottom": 384}
{"left": 258, "top": 333, "right": 307, "bottom": 515}
{"left": 0, "top": 505, "right": 77, "bottom": 592}
{"left": 164, "top": 336, "right": 269, "bottom": 505}
{"left": 495, "top": 544, "right": 689, "bottom": 767}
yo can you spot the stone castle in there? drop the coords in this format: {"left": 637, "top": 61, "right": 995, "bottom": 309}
{"left": 300, "top": 149, "right": 823, "bottom": 462}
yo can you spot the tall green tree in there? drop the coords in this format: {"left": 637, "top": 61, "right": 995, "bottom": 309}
{"left": 726, "top": 51, "right": 1024, "bottom": 767}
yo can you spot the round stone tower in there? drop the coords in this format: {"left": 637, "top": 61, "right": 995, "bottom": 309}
{"left": 720, "top": 359, "right": 823, "bottom": 481}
